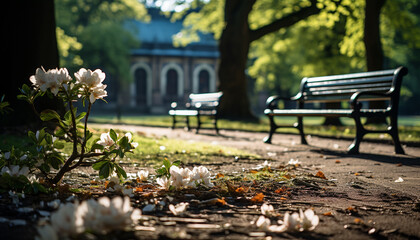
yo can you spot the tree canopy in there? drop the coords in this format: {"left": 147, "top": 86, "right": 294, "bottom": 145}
{"left": 172, "top": 0, "right": 420, "bottom": 115}
{"left": 55, "top": 0, "right": 149, "bottom": 83}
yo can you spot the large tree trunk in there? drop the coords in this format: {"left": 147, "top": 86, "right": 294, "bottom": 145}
{"left": 1, "top": 1, "right": 60, "bottom": 127}
{"left": 217, "top": 0, "right": 321, "bottom": 120}
{"left": 218, "top": 0, "right": 256, "bottom": 120}
{"left": 364, "top": 0, "right": 387, "bottom": 125}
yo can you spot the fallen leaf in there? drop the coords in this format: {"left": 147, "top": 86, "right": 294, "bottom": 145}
{"left": 315, "top": 171, "right": 327, "bottom": 179}
{"left": 250, "top": 170, "right": 259, "bottom": 174}
{"left": 280, "top": 197, "right": 287, "bottom": 201}
{"left": 323, "top": 212, "right": 333, "bottom": 216}
{"left": 134, "top": 187, "right": 143, "bottom": 193}
{"left": 394, "top": 177, "right": 404, "bottom": 183}
{"left": 250, "top": 193, "right": 265, "bottom": 203}
{"left": 354, "top": 172, "right": 360, "bottom": 176}
{"left": 274, "top": 187, "right": 288, "bottom": 194}
{"left": 235, "top": 187, "right": 247, "bottom": 194}
{"left": 354, "top": 218, "right": 363, "bottom": 224}
{"left": 335, "top": 160, "right": 341, "bottom": 164}
{"left": 216, "top": 173, "right": 225, "bottom": 179}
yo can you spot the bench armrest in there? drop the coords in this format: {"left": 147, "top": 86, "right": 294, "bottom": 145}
{"left": 266, "top": 95, "right": 298, "bottom": 109}
{"left": 350, "top": 91, "right": 392, "bottom": 110}
{"left": 171, "top": 102, "right": 192, "bottom": 109}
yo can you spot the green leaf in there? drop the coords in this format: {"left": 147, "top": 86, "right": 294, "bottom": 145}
{"left": 163, "top": 158, "right": 172, "bottom": 170}
{"left": 76, "top": 112, "right": 87, "bottom": 122}
{"left": 53, "top": 140, "right": 65, "bottom": 149}
{"left": 109, "top": 129, "right": 118, "bottom": 142}
{"left": 99, "top": 162, "right": 113, "bottom": 179}
{"left": 92, "top": 160, "right": 107, "bottom": 170}
{"left": 40, "top": 110, "right": 61, "bottom": 122}
{"left": 115, "top": 164, "right": 127, "bottom": 179}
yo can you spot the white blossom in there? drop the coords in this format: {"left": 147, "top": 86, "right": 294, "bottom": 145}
{"left": 190, "top": 166, "right": 213, "bottom": 187}
{"left": 255, "top": 215, "right": 271, "bottom": 230}
{"left": 137, "top": 170, "right": 149, "bottom": 182}
{"left": 29, "top": 67, "right": 71, "bottom": 95}
{"left": 170, "top": 166, "right": 192, "bottom": 189}
{"left": 261, "top": 203, "right": 275, "bottom": 217}
{"left": 35, "top": 224, "right": 58, "bottom": 240}
{"left": 1, "top": 165, "right": 30, "bottom": 177}
{"left": 50, "top": 201, "right": 85, "bottom": 236}
{"left": 156, "top": 176, "right": 171, "bottom": 190}
{"left": 74, "top": 68, "right": 106, "bottom": 89}
{"left": 169, "top": 202, "right": 189, "bottom": 216}
{"left": 97, "top": 132, "right": 116, "bottom": 148}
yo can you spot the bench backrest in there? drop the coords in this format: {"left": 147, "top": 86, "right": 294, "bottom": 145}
{"left": 189, "top": 92, "right": 223, "bottom": 109}
{"left": 297, "top": 66, "right": 408, "bottom": 103}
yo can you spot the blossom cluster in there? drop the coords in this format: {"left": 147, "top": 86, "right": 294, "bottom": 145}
{"left": 156, "top": 165, "right": 213, "bottom": 190}
{"left": 256, "top": 203, "right": 319, "bottom": 232}
{"left": 36, "top": 196, "right": 141, "bottom": 240}
{"left": 29, "top": 67, "right": 107, "bottom": 103}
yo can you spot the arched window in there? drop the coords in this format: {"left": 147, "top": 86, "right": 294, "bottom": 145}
{"left": 192, "top": 64, "right": 216, "bottom": 93}
{"left": 130, "top": 62, "right": 152, "bottom": 107}
{"left": 160, "top": 63, "right": 184, "bottom": 103}
{"left": 134, "top": 68, "right": 147, "bottom": 105}
{"left": 198, "top": 70, "right": 210, "bottom": 93}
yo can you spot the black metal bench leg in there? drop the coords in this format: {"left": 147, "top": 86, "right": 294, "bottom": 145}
{"left": 389, "top": 115, "right": 405, "bottom": 154}
{"left": 263, "top": 115, "right": 276, "bottom": 144}
{"left": 186, "top": 116, "right": 191, "bottom": 131}
{"left": 214, "top": 116, "right": 219, "bottom": 134}
{"left": 296, "top": 116, "right": 307, "bottom": 145}
{"left": 348, "top": 116, "right": 365, "bottom": 154}
{"left": 171, "top": 115, "right": 176, "bottom": 129}
{"left": 196, "top": 115, "right": 201, "bottom": 134}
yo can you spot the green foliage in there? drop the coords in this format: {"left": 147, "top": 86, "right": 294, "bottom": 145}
{"left": 0, "top": 95, "right": 12, "bottom": 115}
{"left": 154, "top": 158, "right": 181, "bottom": 179}
{"left": 55, "top": 0, "right": 150, "bottom": 82}
{"left": 173, "top": 0, "right": 420, "bottom": 114}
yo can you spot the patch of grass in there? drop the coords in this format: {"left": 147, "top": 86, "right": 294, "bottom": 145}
{"left": 89, "top": 114, "right": 420, "bottom": 143}
{"left": 0, "top": 129, "right": 258, "bottom": 169}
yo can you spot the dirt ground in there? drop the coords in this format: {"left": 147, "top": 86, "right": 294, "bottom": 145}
{"left": 2, "top": 124, "right": 420, "bottom": 240}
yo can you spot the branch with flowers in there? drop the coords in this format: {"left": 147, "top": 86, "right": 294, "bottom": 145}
{"left": 14, "top": 67, "right": 138, "bottom": 185}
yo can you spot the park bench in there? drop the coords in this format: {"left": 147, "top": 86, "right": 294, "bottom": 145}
{"left": 263, "top": 66, "right": 408, "bottom": 154}
{"left": 169, "top": 92, "right": 223, "bottom": 133}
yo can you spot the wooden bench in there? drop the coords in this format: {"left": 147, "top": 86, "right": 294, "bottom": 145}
{"left": 263, "top": 67, "right": 408, "bottom": 154}
{"left": 169, "top": 92, "right": 223, "bottom": 133}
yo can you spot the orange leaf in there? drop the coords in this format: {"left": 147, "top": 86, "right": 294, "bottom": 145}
{"left": 354, "top": 218, "right": 363, "bottom": 224}
{"left": 235, "top": 187, "right": 246, "bottom": 194}
{"left": 250, "top": 170, "right": 259, "bottom": 174}
{"left": 315, "top": 171, "right": 327, "bottom": 179}
{"left": 216, "top": 198, "right": 226, "bottom": 206}
{"left": 280, "top": 197, "right": 287, "bottom": 201}
{"left": 335, "top": 160, "right": 341, "bottom": 164}
{"left": 354, "top": 172, "right": 360, "bottom": 176}
{"left": 134, "top": 187, "right": 143, "bottom": 193}
{"left": 216, "top": 173, "right": 225, "bottom": 179}
{"left": 323, "top": 212, "right": 333, "bottom": 216}
{"left": 275, "top": 186, "right": 288, "bottom": 194}
{"left": 250, "top": 193, "right": 265, "bottom": 203}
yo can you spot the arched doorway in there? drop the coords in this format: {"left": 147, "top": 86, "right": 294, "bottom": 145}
{"left": 198, "top": 69, "right": 210, "bottom": 93}
{"left": 160, "top": 63, "right": 184, "bottom": 104}
{"left": 192, "top": 64, "right": 216, "bottom": 93}
{"left": 134, "top": 68, "right": 147, "bottom": 105}
{"left": 166, "top": 69, "right": 178, "bottom": 102}
{"left": 130, "top": 62, "right": 152, "bottom": 108}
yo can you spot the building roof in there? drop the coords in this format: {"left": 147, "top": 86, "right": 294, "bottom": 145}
{"left": 130, "top": 8, "right": 219, "bottom": 58}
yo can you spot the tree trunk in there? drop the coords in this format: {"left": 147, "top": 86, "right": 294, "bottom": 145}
{"left": 217, "top": 0, "right": 256, "bottom": 120}
{"left": 364, "top": 0, "right": 387, "bottom": 125}
{"left": 217, "top": 0, "right": 321, "bottom": 120}
{"left": 1, "top": 0, "right": 60, "bottom": 127}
